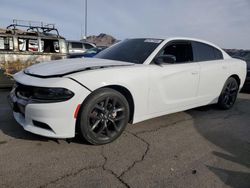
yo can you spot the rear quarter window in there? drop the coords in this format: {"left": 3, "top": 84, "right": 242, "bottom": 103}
{"left": 192, "top": 41, "right": 223, "bottom": 62}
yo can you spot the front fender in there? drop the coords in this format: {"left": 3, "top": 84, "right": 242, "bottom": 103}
{"left": 67, "top": 66, "right": 150, "bottom": 123}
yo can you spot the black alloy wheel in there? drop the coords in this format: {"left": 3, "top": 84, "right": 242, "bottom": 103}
{"left": 218, "top": 77, "right": 239, "bottom": 109}
{"left": 78, "top": 88, "right": 129, "bottom": 145}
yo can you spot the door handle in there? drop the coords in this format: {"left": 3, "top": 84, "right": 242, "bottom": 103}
{"left": 191, "top": 71, "right": 199, "bottom": 75}
{"left": 222, "top": 66, "right": 227, "bottom": 70}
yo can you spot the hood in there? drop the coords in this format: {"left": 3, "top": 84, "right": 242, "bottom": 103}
{"left": 24, "top": 58, "right": 134, "bottom": 78}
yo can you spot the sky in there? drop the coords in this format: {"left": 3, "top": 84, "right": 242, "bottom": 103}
{"left": 0, "top": 0, "right": 250, "bottom": 49}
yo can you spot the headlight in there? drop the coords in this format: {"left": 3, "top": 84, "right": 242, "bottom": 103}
{"left": 32, "top": 87, "right": 74, "bottom": 102}
{"left": 15, "top": 83, "right": 75, "bottom": 102}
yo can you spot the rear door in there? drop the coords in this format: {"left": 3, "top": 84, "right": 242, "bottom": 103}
{"left": 148, "top": 40, "right": 200, "bottom": 114}
{"left": 192, "top": 41, "right": 229, "bottom": 101}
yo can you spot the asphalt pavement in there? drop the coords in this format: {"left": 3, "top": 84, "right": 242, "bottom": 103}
{"left": 0, "top": 89, "right": 249, "bottom": 188}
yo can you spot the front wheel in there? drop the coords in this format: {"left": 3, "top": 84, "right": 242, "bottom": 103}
{"left": 217, "top": 77, "right": 239, "bottom": 110}
{"left": 77, "top": 88, "right": 129, "bottom": 145}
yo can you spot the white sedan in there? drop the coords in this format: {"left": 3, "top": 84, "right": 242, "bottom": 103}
{"left": 9, "top": 38, "right": 246, "bottom": 144}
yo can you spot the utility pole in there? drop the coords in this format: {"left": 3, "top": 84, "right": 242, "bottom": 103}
{"left": 84, "top": 0, "right": 88, "bottom": 39}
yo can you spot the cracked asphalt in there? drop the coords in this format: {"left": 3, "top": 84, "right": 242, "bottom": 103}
{"left": 0, "top": 89, "right": 250, "bottom": 188}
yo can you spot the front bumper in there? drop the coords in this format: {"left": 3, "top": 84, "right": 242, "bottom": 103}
{"left": 8, "top": 72, "right": 91, "bottom": 138}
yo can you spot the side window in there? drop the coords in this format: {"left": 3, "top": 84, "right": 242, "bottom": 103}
{"left": 18, "top": 38, "right": 27, "bottom": 51}
{"left": 41, "top": 39, "right": 60, "bottom": 53}
{"left": 214, "top": 48, "right": 223, "bottom": 60}
{"left": 71, "top": 42, "right": 83, "bottom": 49}
{"left": 0, "top": 36, "right": 13, "bottom": 51}
{"left": 192, "top": 41, "right": 223, "bottom": 62}
{"left": 28, "top": 39, "right": 39, "bottom": 52}
{"left": 18, "top": 38, "right": 39, "bottom": 52}
{"left": 161, "top": 41, "right": 193, "bottom": 63}
{"left": 84, "top": 43, "right": 94, "bottom": 49}
{"left": 53, "top": 41, "right": 60, "bottom": 53}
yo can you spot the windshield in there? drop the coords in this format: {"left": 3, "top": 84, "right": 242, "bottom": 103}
{"left": 95, "top": 38, "right": 163, "bottom": 64}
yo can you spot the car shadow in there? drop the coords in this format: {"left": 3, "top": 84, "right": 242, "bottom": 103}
{"left": 188, "top": 97, "right": 250, "bottom": 188}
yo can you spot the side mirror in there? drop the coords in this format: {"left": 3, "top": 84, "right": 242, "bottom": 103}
{"left": 154, "top": 54, "right": 176, "bottom": 64}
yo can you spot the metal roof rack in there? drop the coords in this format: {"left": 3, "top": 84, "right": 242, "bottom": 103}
{"left": 6, "top": 19, "right": 60, "bottom": 36}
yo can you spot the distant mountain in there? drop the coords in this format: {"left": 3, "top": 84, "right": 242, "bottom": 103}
{"left": 84, "top": 33, "right": 117, "bottom": 47}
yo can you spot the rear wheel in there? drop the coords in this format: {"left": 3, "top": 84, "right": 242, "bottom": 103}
{"left": 78, "top": 88, "right": 129, "bottom": 145}
{"left": 217, "top": 77, "right": 239, "bottom": 109}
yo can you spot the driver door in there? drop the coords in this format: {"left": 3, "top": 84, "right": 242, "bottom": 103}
{"left": 148, "top": 40, "right": 200, "bottom": 115}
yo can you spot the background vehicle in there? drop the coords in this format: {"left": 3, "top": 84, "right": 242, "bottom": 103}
{"left": 67, "top": 40, "right": 95, "bottom": 54}
{"left": 82, "top": 46, "right": 107, "bottom": 57}
{"left": 244, "top": 54, "right": 250, "bottom": 86}
{"left": 225, "top": 49, "right": 250, "bottom": 87}
{"left": 9, "top": 38, "right": 246, "bottom": 145}
{"left": 67, "top": 46, "right": 107, "bottom": 58}
{"left": 0, "top": 20, "right": 68, "bottom": 87}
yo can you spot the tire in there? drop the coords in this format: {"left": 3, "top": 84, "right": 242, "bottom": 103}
{"left": 77, "top": 88, "right": 129, "bottom": 145}
{"left": 217, "top": 77, "right": 239, "bottom": 110}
